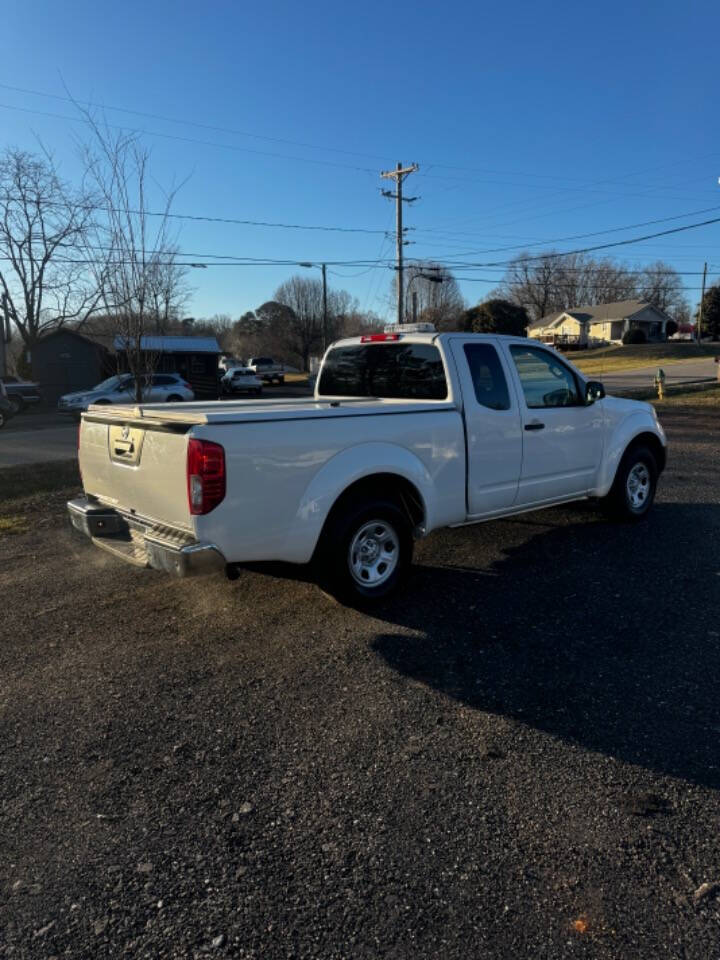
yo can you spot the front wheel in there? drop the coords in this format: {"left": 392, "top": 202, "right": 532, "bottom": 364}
{"left": 602, "top": 445, "right": 658, "bottom": 521}
{"left": 316, "top": 497, "right": 413, "bottom": 605}
{"left": 7, "top": 396, "right": 24, "bottom": 415}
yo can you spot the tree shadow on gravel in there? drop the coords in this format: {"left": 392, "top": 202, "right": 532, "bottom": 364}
{"left": 371, "top": 502, "right": 720, "bottom": 790}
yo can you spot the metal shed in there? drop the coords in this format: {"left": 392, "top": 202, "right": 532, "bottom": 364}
{"left": 31, "top": 329, "right": 114, "bottom": 406}
{"left": 114, "top": 335, "right": 221, "bottom": 399}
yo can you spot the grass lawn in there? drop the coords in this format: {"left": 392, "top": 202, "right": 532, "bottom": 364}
{"left": 570, "top": 342, "right": 720, "bottom": 375}
{"left": 284, "top": 372, "right": 310, "bottom": 384}
{"left": 652, "top": 384, "right": 720, "bottom": 410}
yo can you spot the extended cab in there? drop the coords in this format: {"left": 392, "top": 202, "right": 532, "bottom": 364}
{"left": 68, "top": 327, "right": 666, "bottom": 603}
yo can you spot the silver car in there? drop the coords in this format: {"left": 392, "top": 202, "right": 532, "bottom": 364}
{"left": 58, "top": 373, "right": 195, "bottom": 413}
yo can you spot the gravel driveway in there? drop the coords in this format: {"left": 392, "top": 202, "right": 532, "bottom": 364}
{"left": 1, "top": 405, "right": 719, "bottom": 958}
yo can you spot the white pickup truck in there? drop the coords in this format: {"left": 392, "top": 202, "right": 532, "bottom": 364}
{"left": 68, "top": 326, "right": 666, "bottom": 603}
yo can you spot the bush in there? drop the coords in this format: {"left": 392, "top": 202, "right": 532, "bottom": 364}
{"left": 622, "top": 328, "right": 647, "bottom": 345}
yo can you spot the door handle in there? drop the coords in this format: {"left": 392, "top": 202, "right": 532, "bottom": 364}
{"left": 525, "top": 421, "right": 545, "bottom": 431}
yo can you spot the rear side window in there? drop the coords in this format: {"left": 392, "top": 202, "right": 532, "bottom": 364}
{"left": 463, "top": 344, "right": 510, "bottom": 410}
{"left": 319, "top": 343, "right": 447, "bottom": 400}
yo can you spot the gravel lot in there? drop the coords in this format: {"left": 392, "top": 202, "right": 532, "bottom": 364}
{"left": 1, "top": 404, "right": 719, "bottom": 958}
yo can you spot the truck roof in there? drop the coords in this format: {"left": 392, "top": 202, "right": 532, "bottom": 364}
{"left": 330, "top": 330, "right": 535, "bottom": 348}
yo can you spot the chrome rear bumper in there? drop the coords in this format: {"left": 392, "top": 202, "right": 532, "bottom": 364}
{"left": 67, "top": 497, "right": 225, "bottom": 577}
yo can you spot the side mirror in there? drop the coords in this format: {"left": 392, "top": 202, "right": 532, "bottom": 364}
{"left": 585, "top": 380, "right": 605, "bottom": 404}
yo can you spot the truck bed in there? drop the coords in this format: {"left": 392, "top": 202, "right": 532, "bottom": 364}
{"left": 84, "top": 396, "right": 458, "bottom": 426}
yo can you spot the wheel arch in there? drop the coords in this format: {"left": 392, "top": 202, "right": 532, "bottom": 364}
{"left": 594, "top": 417, "right": 666, "bottom": 497}
{"left": 623, "top": 431, "right": 666, "bottom": 474}
{"left": 289, "top": 442, "right": 434, "bottom": 564}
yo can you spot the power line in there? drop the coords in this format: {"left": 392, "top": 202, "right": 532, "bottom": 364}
{"left": 407, "top": 204, "right": 720, "bottom": 255}
{"left": 0, "top": 194, "right": 386, "bottom": 235}
{"left": 0, "top": 101, "right": 379, "bottom": 175}
{"left": 456, "top": 276, "right": 714, "bottom": 291}
{"left": 422, "top": 214, "right": 720, "bottom": 269}
{"left": 0, "top": 82, "right": 396, "bottom": 165}
{"left": 6, "top": 82, "right": 717, "bottom": 201}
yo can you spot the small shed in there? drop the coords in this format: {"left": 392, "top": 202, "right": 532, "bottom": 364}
{"left": 114, "top": 335, "right": 221, "bottom": 399}
{"left": 31, "top": 329, "right": 114, "bottom": 405}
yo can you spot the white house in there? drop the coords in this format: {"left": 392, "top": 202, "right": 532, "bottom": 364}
{"left": 528, "top": 300, "right": 672, "bottom": 346}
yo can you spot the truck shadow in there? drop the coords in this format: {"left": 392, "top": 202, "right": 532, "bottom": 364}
{"left": 371, "top": 501, "right": 720, "bottom": 789}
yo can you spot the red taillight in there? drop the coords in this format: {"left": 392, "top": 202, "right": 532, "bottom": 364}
{"left": 360, "top": 334, "right": 400, "bottom": 342}
{"left": 182, "top": 381, "right": 192, "bottom": 390}
{"left": 187, "top": 438, "right": 226, "bottom": 515}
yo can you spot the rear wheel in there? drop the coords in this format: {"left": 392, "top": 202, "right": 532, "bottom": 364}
{"left": 166, "top": 394, "right": 183, "bottom": 402}
{"left": 7, "top": 396, "right": 24, "bottom": 415}
{"left": 316, "top": 497, "right": 413, "bottom": 605}
{"left": 602, "top": 444, "right": 658, "bottom": 521}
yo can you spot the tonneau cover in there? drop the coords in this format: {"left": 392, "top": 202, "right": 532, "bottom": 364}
{"left": 84, "top": 396, "right": 457, "bottom": 427}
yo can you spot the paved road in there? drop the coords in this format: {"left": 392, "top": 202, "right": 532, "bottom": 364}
{"left": 598, "top": 357, "right": 717, "bottom": 392}
{"left": 0, "top": 388, "right": 314, "bottom": 466}
{"left": 0, "top": 422, "right": 78, "bottom": 467}
{"left": 1, "top": 404, "right": 719, "bottom": 958}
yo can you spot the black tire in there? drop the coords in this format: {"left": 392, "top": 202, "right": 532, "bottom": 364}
{"left": 0, "top": 409, "right": 6, "bottom": 429}
{"left": 602, "top": 444, "right": 658, "bottom": 521}
{"left": 7, "top": 395, "right": 24, "bottom": 415}
{"left": 278, "top": 375, "right": 285, "bottom": 384}
{"left": 166, "top": 394, "right": 183, "bottom": 402}
{"left": 316, "top": 496, "right": 413, "bottom": 605}
{"left": 254, "top": 388, "right": 262, "bottom": 396}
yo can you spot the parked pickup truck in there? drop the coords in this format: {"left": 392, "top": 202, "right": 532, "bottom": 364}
{"left": 68, "top": 326, "right": 666, "bottom": 604}
{"left": 0, "top": 376, "right": 42, "bottom": 414}
{"left": 247, "top": 357, "right": 285, "bottom": 384}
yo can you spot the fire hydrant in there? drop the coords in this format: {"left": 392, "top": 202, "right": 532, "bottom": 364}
{"left": 654, "top": 367, "right": 666, "bottom": 400}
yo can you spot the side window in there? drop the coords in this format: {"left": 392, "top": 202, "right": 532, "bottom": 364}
{"left": 510, "top": 346, "right": 581, "bottom": 409}
{"left": 463, "top": 344, "right": 510, "bottom": 411}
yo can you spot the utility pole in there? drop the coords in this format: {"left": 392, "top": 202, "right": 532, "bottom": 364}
{"left": 380, "top": 162, "right": 418, "bottom": 325}
{"left": 321, "top": 262, "right": 328, "bottom": 354}
{"left": 697, "top": 261, "right": 707, "bottom": 343}
{"left": 299, "top": 261, "right": 329, "bottom": 356}
{"left": 0, "top": 293, "right": 9, "bottom": 378}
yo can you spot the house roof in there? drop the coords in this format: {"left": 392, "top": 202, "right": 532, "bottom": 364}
{"left": 113, "top": 335, "right": 221, "bottom": 354}
{"left": 532, "top": 300, "right": 668, "bottom": 330}
{"left": 37, "top": 327, "right": 114, "bottom": 352}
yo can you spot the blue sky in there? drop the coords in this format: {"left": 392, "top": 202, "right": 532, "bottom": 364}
{"left": 2, "top": 0, "right": 719, "bottom": 321}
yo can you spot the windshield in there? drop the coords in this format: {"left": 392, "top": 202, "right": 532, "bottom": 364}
{"left": 92, "top": 374, "right": 130, "bottom": 392}
{"left": 318, "top": 342, "right": 448, "bottom": 400}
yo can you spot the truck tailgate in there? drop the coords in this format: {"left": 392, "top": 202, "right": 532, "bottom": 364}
{"left": 79, "top": 416, "right": 192, "bottom": 532}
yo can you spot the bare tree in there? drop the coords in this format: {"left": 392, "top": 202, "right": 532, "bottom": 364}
{"left": 392, "top": 261, "right": 465, "bottom": 330}
{"left": 636, "top": 261, "right": 688, "bottom": 317}
{"left": 80, "top": 115, "right": 189, "bottom": 402}
{"left": 148, "top": 244, "right": 192, "bottom": 334}
{"left": 0, "top": 147, "right": 102, "bottom": 354}
{"left": 500, "top": 252, "right": 676, "bottom": 321}
{"left": 273, "top": 276, "right": 325, "bottom": 370}
{"left": 500, "top": 254, "right": 561, "bottom": 321}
